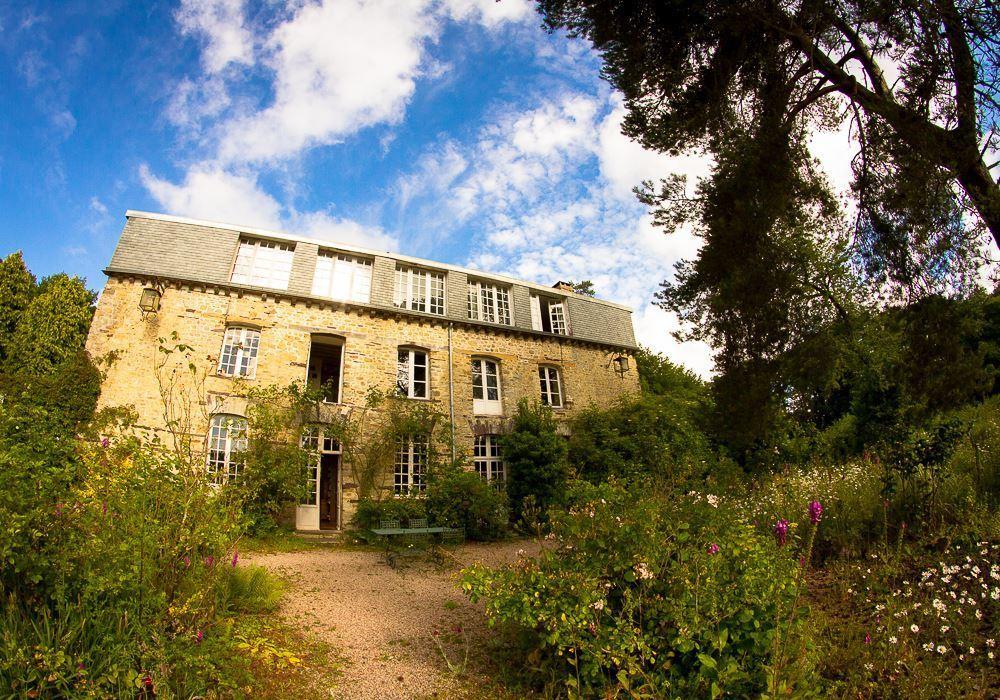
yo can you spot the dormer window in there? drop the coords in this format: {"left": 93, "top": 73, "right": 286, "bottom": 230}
{"left": 530, "top": 294, "right": 568, "bottom": 335}
{"left": 393, "top": 266, "right": 445, "bottom": 315}
{"left": 230, "top": 238, "right": 294, "bottom": 290}
{"left": 467, "top": 280, "right": 512, "bottom": 325}
{"left": 312, "top": 251, "right": 372, "bottom": 303}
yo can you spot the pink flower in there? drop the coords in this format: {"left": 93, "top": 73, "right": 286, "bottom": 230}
{"left": 864, "top": 632, "right": 871, "bottom": 644}
{"left": 773, "top": 519, "right": 790, "bottom": 547}
{"left": 707, "top": 543, "right": 720, "bottom": 555}
{"left": 808, "top": 500, "right": 823, "bottom": 525}
{"left": 100, "top": 437, "right": 109, "bottom": 448}
{"left": 204, "top": 556, "right": 214, "bottom": 568}
{"left": 231, "top": 549, "right": 239, "bottom": 568}
{"left": 182, "top": 556, "right": 191, "bottom": 568}
{"left": 195, "top": 630, "right": 203, "bottom": 644}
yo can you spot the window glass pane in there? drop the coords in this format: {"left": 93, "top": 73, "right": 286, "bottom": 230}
{"left": 231, "top": 239, "right": 293, "bottom": 289}
{"left": 219, "top": 327, "right": 259, "bottom": 378}
{"left": 396, "top": 349, "right": 409, "bottom": 396}
{"left": 471, "top": 360, "right": 483, "bottom": 399}
{"left": 207, "top": 415, "right": 247, "bottom": 484}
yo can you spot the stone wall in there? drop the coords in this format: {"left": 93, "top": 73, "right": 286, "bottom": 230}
{"left": 87, "top": 276, "right": 641, "bottom": 525}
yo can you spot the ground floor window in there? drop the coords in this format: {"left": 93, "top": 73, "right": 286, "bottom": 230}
{"left": 473, "top": 434, "right": 505, "bottom": 485}
{"left": 395, "top": 435, "right": 428, "bottom": 495}
{"left": 206, "top": 414, "right": 247, "bottom": 484}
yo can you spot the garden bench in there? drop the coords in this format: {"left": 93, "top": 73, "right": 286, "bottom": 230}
{"left": 371, "top": 519, "right": 464, "bottom": 567}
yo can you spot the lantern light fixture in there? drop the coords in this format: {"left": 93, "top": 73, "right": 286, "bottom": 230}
{"left": 139, "top": 286, "right": 163, "bottom": 316}
{"left": 612, "top": 354, "right": 630, "bottom": 376}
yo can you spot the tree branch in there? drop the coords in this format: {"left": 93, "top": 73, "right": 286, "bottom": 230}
{"left": 827, "top": 14, "right": 891, "bottom": 97}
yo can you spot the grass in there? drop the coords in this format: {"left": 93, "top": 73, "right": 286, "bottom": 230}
{"left": 241, "top": 528, "right": 322, "bottom": 554}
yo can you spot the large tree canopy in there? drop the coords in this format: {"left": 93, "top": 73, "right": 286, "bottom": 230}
{"left": 540, "top": 0, "right": 1000, "bottom": 253}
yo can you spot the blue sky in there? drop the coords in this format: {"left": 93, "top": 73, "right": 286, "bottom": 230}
{"left": 0, "top": 0, "right": 727, "bottom": 373}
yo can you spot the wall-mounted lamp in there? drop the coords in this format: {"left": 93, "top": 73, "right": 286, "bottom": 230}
{"left": 139, "top": 286, "right": 163, "bottom": 316}
{"left": 612, "top": 354, "right": 630, "bottom": 376}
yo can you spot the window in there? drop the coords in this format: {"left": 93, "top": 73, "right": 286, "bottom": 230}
{"left": 218, "top": 326, "right": 260, "bottom": 378}
{"left": 394, "top": 435, "right": 428, "bottom": 495}
{"left": 538, "top": 365, "right": 563, "bottom": 408}
{"left": 206, "top": 414, "right": 247, "bottom": 484}
{"left": 230, "top": 238, "right": 294, "bottom": 289}
{"left": 530, "top": 294, "right": 568, "bottom": 335}
{"left": 307, "top": 337, "right": 343, "bottom": 403}
{"left": 394, "top": 266, "right": 445, "bottom": 315}
{"left": 471, "top": 357, "right": 502, "bottom": 415}
{"left": 474, "top": 435, "right": 505, "bottom": 485}
{"left": 467, "top": 280, "right": 511, "bottom": 325}
{"left": 396, "top": 348, "right": 429, "bottom": 399}
{"left": 312, "top": 252, "right": 372, "bottom": 303}
{"left": 301, "top": 426, "right": 319, "bottom": 505}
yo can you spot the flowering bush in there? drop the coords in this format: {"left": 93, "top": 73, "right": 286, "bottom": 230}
{"left": 818, "top": 542, "right": 999, "bottom": 698}
{"left": 461, "top": 482, "right": 817, "bottom": 697}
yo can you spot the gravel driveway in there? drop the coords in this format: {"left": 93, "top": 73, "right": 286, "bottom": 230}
{"left": 249, "top": 539, "right": 540, "bottom": 699}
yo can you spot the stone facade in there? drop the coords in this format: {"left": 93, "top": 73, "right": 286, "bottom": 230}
{"left": 86, "top": 212, "right": 641, "bottom": 529}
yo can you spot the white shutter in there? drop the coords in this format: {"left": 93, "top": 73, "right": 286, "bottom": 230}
{"left": 530, "top": 294, "right": 542, "bottom": 330}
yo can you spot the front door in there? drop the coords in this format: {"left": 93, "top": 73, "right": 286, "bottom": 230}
{"left": 319, "top": 453, "right": 339, "bottom": 530}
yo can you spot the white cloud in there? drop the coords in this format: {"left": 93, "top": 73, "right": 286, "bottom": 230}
{"left": 89, "top": 196, "right": 108, "bottom": 214}
{"left": 597, "top": 100, "right": 712, "bottom": 199}
{"left": 291, "top": 210, "right": 398, "bottom": 251}
{"left": 139, "top": 164, "right": 399, "bottom": 251}
{"left": 215, "top": 0, "right": 439, "bottom": 164}
{"left": 441, "top": 0, "right": 534, "bottom": 28}
{"left": 176, "top": 0, "right": 253, "bottom": 73}
{"left": 139, "top": 164, "right": 284, "bottom": 229}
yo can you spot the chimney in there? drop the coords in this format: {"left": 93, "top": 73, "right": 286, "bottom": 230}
{"left": 553, "top": 281, "right": 574, "bottom": 293}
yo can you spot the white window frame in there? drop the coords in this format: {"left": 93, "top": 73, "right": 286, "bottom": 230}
{"left": 394, "top": 266, "right": 445, "bottom": 315}
{"left": 230, "top": 238, "right": 294, "bottom": 290}
{"left": 396, "top": 348, "right": 429, "bottom": 399}
{"left": 467, "top": 280, "right": 511, "bottom": 325}
{"left": 312, "top": 251, "right": 372, "bottom": 303}
{"left": 206, "top": 414, "right": 247, "bottom": 485}
{"left": 300, "top": 426, "right": 341, "bottom": 506}
{"left": 538, "top": 365, "right": 564, "bottom": 408}
{"left": 473, "top": 434, "right": 505, "bottom": 485}
{"left": 394, "top": 435, "right": 428, "bottom": 495}
{"left": 471, "top": 357, "right": 502, "bottom": 415}
{"left": 530, "top": 294, "right": 569, "bottom": 335}
{"left": 300, "top": 426, "right": 320, "bottom": 506}
{"left": 218, "top": 326, "right": 260, "bottom": 378}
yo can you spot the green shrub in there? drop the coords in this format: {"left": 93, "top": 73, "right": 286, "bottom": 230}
{"left": 351, "top": 496, "right": 427, "bottom": 530}
{"left": 568, "top": 393, "right": 713, "bottom": 486}
{"left": 425, "top": 469, "right": 508, "bottom": 541}
{"left": 0, "top": 597, "right": 137, "bottom": 697}
{"left": 500, "top": 399, "right": 568, "bottom": 522}
{"left": 461, "top": 483, "right": 815, "bottom": 697}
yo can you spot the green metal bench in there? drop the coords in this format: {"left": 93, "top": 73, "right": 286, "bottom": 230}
{"left": 371, "top": 519, "right": 464, "bottom": 567}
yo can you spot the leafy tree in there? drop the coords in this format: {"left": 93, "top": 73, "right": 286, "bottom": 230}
{"left": 539, "top": 0, "right": 1000, "bottom": 257}
{"left": 0, "top": 252, "right": 36, "bottom": 362}
{"left": 635, "top": 346, "right": 706, "bottom": 399}
{"left": 565, "top": 279, "right": 596, "bottom": 297}
{"left": 5, "top": 274, "right": 94, "bottom": 376}
{"left": 568, "top": 393, "right": 712, "bottom": 486}
{"left": 500, "top": 399, "right": 569, "bottom": 521}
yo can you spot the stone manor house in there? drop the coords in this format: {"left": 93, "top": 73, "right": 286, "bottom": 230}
{"left": 86, "top": 211, "right": 640, "bottom": 530}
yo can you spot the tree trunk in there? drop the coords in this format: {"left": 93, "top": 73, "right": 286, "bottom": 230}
{"left": 954, "top": 153, "right": 1000, "bottom": 250}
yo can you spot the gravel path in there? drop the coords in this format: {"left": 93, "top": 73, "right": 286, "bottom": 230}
{"left": 248, "top": 539, "right": 540, "bottom": 700}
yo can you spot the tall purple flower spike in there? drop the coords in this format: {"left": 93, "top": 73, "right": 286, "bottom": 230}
{"left": 808, "top": 500, "right": 823, "bottom": 525}
{"left": 773, "top": 519, "right": 790, "bottom": 546}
